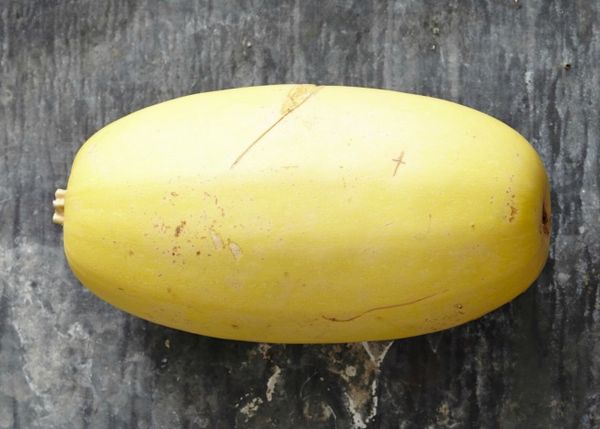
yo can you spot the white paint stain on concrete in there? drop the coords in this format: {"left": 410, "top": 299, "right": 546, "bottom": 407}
{"left": 239, "top": 397, "right": 263, "bottom": 422}
{"left": 266, "top": 365, "right": 282, "bottom": 402}
{"left": 361, "top": 341, "right": 394, "bottom": 367}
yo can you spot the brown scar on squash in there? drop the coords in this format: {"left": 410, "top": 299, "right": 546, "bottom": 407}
{"left": 230, "top": 84, "right": 321, "bottom": 168}
{"left": 392, "top": 151, "right": 406, "bottom": 177}
{"left": 174, "top": 220, "right": 187, "bottom": 237}
{"left": 322, "top": 290, "right": 447, "bottom": 322}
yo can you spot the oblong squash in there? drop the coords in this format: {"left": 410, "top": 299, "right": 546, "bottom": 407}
{"left": 55, "top": 84, "right": 551, "bottom": 343}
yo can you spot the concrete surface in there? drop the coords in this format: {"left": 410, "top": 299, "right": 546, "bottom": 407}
{"left": 1, "top": 1, "right": 599, "bottom": 428}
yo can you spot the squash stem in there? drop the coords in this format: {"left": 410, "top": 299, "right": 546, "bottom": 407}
{"left": 53, "top": 188, "right": 66, "bottom": 225}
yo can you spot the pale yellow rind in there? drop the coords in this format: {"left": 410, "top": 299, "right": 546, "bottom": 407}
{"left": 60, "top": 85, "right": 550, "bottom": 343}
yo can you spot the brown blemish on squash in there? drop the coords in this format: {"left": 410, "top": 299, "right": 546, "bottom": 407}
{"left": 170, "top": 192, "right": 178, "bottom": 197}
{"left": 281, "top": 84, "right": 319, "bottom": 114}
{"left": 322, "top": 290, "right": 447, "bottom": 322}
{"left": 154, "top": 223, "right": 171, "bottom": 234}
{"left": 392, "top": 151, "right": 406, "bottom": 177}
{"left": 174, "top": 220, "right": 187, "bottom": 237}
{"left": 504, "top": 186, "right": 518, "bottom": 223}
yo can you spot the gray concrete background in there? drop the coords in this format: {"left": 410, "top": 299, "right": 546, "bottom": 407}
{"left": 1, "top": 1, "right": 599, "bottom": 428}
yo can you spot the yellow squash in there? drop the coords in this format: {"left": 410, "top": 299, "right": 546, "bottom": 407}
{"left": 54, "top": 84, "right": 551, "bottom": 343}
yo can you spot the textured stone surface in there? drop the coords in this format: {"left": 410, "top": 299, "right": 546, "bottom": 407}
{"left": 1, "top": 1, "right": 599, "bottom": 428}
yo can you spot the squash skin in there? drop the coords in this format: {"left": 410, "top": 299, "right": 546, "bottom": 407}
{"left": 60, "top": 84, "right": 551, "bottom": 343}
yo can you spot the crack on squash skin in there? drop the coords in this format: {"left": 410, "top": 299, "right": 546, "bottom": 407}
{"left": 321, "top": 290, "right": 448, "bottom": 322}
{"left": 230, "top": 85, "right": 321, "bottom": 168}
